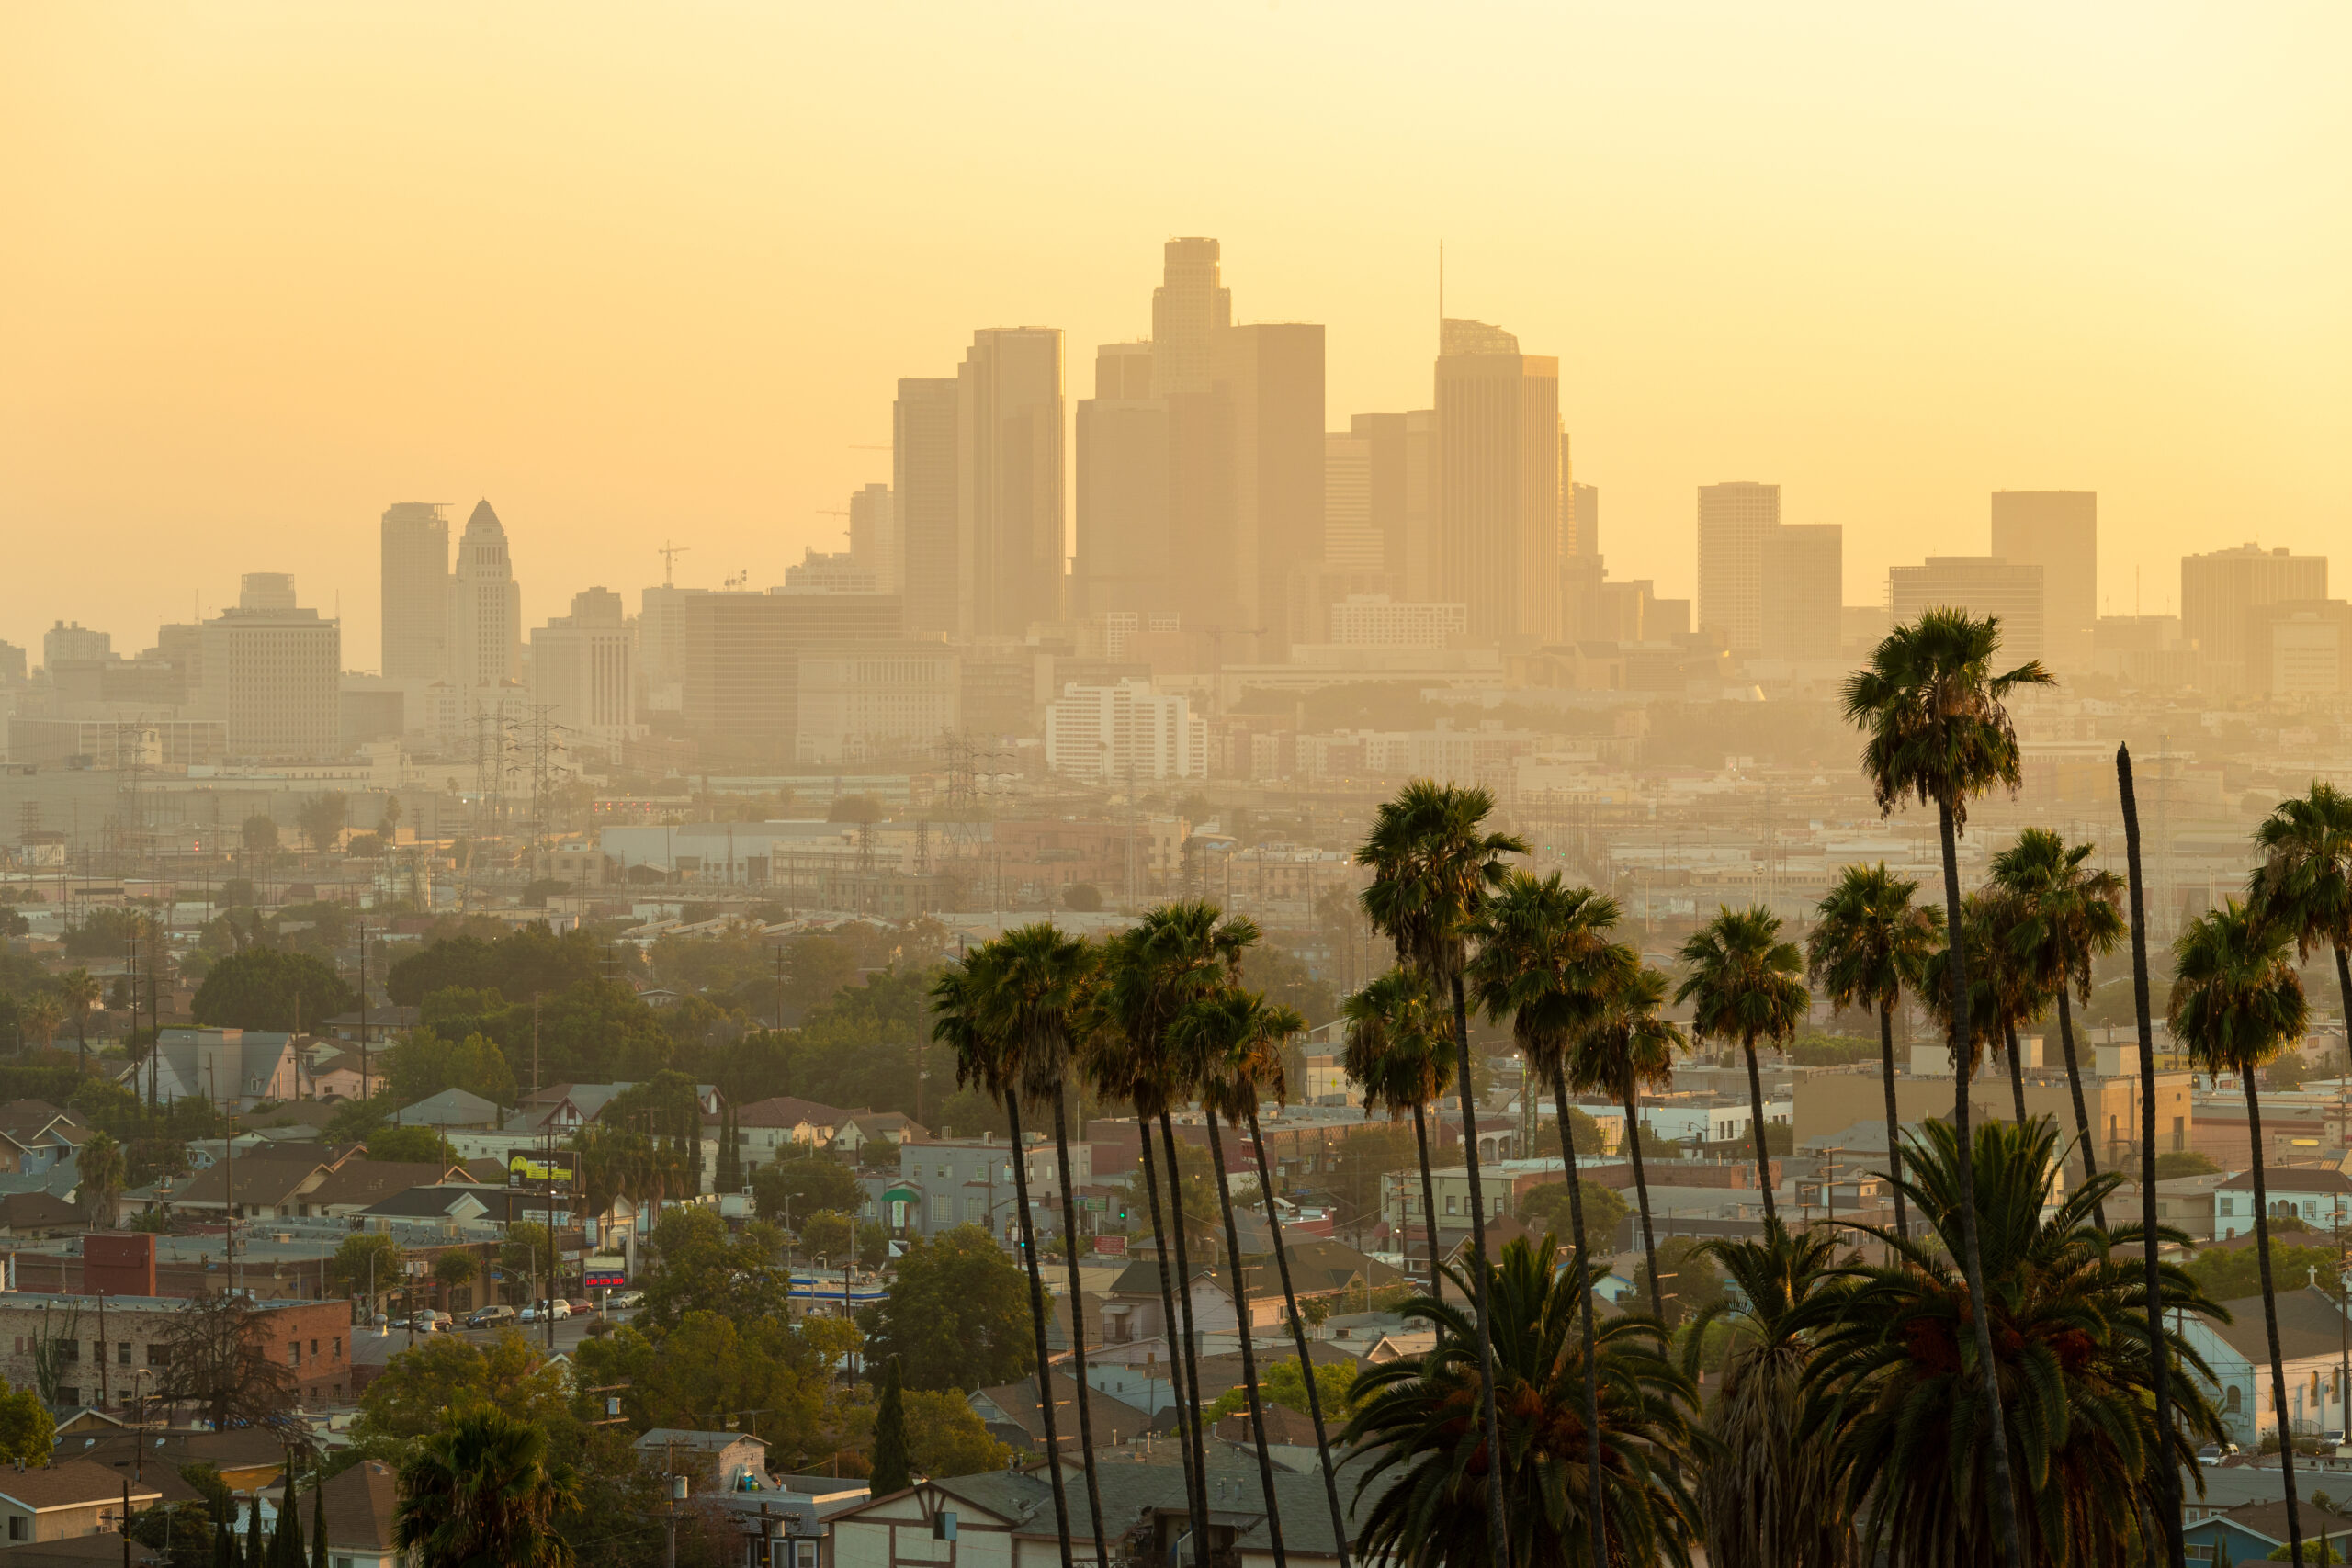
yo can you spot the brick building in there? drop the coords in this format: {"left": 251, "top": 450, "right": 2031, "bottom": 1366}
{"left": 0, "top": 1292, "right": 357, "bottom": 1413}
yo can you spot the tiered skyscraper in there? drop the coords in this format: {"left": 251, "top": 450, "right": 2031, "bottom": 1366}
{"left": 446, "top": 499, "right": 523, "bottom": 692}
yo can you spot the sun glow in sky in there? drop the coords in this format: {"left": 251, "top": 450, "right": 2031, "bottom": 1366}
{"left": 3, "top": 3, "right": 2346, "bottom": 661}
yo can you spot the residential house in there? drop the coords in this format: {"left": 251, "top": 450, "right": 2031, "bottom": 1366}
{"left": 732, "top": 1096, "right": 866, "bottom": 1165}
{"left": 2179, "top": 1289, "right": 2352, "bottom": 1448}
{"left": 969, "top": 1369, "right": 1172, "bottom": 1456}
{"left": 385, "top": 1089, "right": 503, "bottom": 1131}
{"left": 300, "top": 1160, "right": 481, "bottom": 1218}
{"left": 143, "top": 1029, "right": 302, "bottom": 1110}
{"left": 1103, "top": 1235, "right": 1405, "bottom": 1343}
{"left": 2184, "top": 1499, "right": 2352, "bottom": 1567}
{"left": 867, "top": 1136, "right": 1029, "bottom": 1247}
{"left": 0, "top": 1192, "right": 85, "bottom": 1237}
{"left": 0, "top": 1461, "right": 160, "bottom": 1544}
{"left": 2214, "top": 1166, "right": 2352, "bottom": 1240}
{"left": 634, "top": 1429, "right": 770, "bottom": 1491}
{"left": 0, "top": 1101, "right": 91, "bottom": 1177}
{"left": 304, "top": 1049, "right": 372, "bottom": 1102}
{"left": 315, "top": 1458, "right": 402, "bottom": 1568}
{"left": 832, "top": 1112, "right": 928, "bottom": 1160}
{"left": 360, "top": 1184, "right": 573, "bottom": 1229}
{"left": 320, "top": 1007, "right": 420, "bottom": 1045}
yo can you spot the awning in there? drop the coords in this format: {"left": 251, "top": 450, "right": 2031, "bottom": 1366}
{"left": 882, "top": 1185, "right": 923, "bottom": 1205}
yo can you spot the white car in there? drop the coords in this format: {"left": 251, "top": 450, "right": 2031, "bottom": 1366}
{"left": 607, "top": 1290, "right": 645, "bottom": 1311}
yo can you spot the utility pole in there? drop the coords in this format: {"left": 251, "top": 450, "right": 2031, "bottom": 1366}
{"left": 356, "top": 918, "right": 369, "bottom": 1102}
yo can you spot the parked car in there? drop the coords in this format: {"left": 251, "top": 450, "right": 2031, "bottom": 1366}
{"left": 566, "top": 1299, "right": 594, "bottom": 1316}
{"left": 546, "top": 1298, "right": 571, "bottom": 1320}
{"left": 607, "top": 1290, "right": 645, "bottom": 1311}
{"left": 467, "top": 1304, "right": 516, "bottom": 1329}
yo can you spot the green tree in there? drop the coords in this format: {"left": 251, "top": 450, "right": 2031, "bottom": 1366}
{"left": 60, "top": 968, "right": 100, "bottom": 1076}
{"left": 395, "top": 1407, "right": 579, "bottom": 1568}
{"left": 801, "top": 1209, "right": 854, "bottom": 1261}
{"left": 1518, "top": 1179, "right": 1628, "bottom": 1258}
{"left": 365, "top": 1124, "right": 455, "bottom": 1164}
{"left": 2251, "top": 784, "right": 2352, "bottom": 1089}
{"left": 1204, "top": 1356, "right": 1361, "bottom": 1422}
{"left": 2156, "top": 1149, "right": 2220, "bottom": 1179}
{"left": 749, "top": 1156, "right": 862, "bottom": 1224}
{"left": 1342, "top": 1236, "right": 1697, "bottom": 1568}
{"left": 296, "top": 792, "right": 348, "bottom": 852}
{"left": 500, "top": 1223, "right": 552, "bottom": 1304}
{"left": 78, "top": 1129, "right": 127, "bottom": 1227}
{"left": 242, "top": 815, "right": 279, "bottom": 854}
{"left": 158, "top": 1293, "right": 296, "bottom": 1430}
{"left": 0, "top": 1378, "right": 53, "bottom": 1465}
{"left": 844, "top": 1385, "right": 1008, "bottom": 1480}
{"left": 857, "top": 1225, "right": 1035, "bottom": 1395}
{"left": 1677, "top": 907, "right": 1808, "bottom": 1226}
{"left": 1810, "top": 1117, "right": 2227, "bottom": 1568}
{"left": 1569, "top": 963, "right": 1686, "bottom": 1319}
{"left": 351, "top": 1331, "right": 571, "bottom": 1455}
{"left": 2174, "top": 899, "right": 2315, "bottom": 1561}
{"left": 1340, "top": 968, "right": 1453, "bottom": 1282}
{"left": 636, "top": 1207, "right": 790, "bottom": 1330}
{"left": 1630, "top": 1235, "right": 1723, "bottom": 1330}
{"left": 1807, "top": 862, "right": 1939, "bottom": 1242}
{"left": 869, "top": 1359, "right": 912, "bottom": 1495}
{"left": 190, "top": 949, "right": 354, "bottom": 1032}
{"left": 1840, "top": 605, "right": 2053, "bottom": 1568}
{"left": 329, "top": 1234, "right": 406, "bottom": 1314}
{"left": 382, "top": 1029, "right": 518, "bottom": 1108}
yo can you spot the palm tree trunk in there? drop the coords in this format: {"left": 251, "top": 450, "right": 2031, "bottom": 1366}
{"left": 1411, "top": 1102, "right": 1442, "bottom": 1292}
{"left": 1049, "top": 1087, "right": 1107, "bottom": 1568}
{"left": 2335, "top": 946, "right": 2352, "bottom": 1088}
{"left": 1622, "top": 1079, "right": 1661, "bottom": 1319}
{"left": 2002, "top": 1021, "right": 2029, "bottom": 1124}
{"left": 1247, "top": 1102, "right": 1351, "bottom": 1568}
{"left": 2245, "top": 1075, "right": 2307, "bottom": 1564}
{"left": 1159, "top": 1111, "right": 1213, "bottom": 1546}
{"left": 1138, "top": 1122, "right": 1208, "bottom": 1568}
{"left": 1005, "top": 1092, "right": 1074, "bottom": 1568}
{"left": 1937, "top": 798, "right": 2026, "bottom": 1568}
{"left": 2053, "top": 988, "right": 2104, "bottom": 1228}
{"left": 1877, "top": 998, "right": 1909, "bottom": 1243}
{"left": 1447, "top": 972, "right": 1510, "bottom": 1568}
{"left": 1204, "top": 1114, "right": 1285, "bottom": 1568}
{"left": 1552, "top": 1064, "right": 1610, "bottom": 1568}
{"left": 2120, "top": 746, "right": 2187, "bottom": 1568}
{"left": 1739, "top": 1035, "right": 1776, "bottom": 1224}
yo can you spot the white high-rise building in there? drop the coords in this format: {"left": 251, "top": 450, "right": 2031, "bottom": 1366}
{"left": 1697, "top": 481, "right": 1780, "bottom": 654}
{"left": 196, "top": 575, "right": 341, "bottom": 761}
{"left": 446, "top": 500, "right": 523, "bottom": 694}
{"left": 848, "top": 483, "right": 899, "bottom": 593}
{"left": 529, "top": 588, "right": 639, "bottom": 756}
{"left": 1044, "top": 678, "right": 1206, "bottom": 783}
{"left": 379, "top": 502, "right": 451, "bottom": 681}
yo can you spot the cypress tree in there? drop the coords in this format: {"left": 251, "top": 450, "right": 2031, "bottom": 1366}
{"left": 268, "top": 1477, "right": 302, "bottom": 1568}
{"left": 310, "top": 1465, "right": 328, "bottom": 1568}
{"left": 243, "top": 1495, "right": 262, "bottom": 1567}
{"left": 869, "top": 1358, "right": 912, "bottom": 1496}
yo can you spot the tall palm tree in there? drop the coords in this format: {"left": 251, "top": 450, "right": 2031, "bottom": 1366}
{"left": 1094, "top": 901, "right": 1256, "bottom": 1563}
{"left": 2172, "top": 899, "right": 2312, "bottom": 1565}
{"left": 1841, "top": 605, "right": 2052, "bottom": 1568}
{"left": 78, "top": 1131, "right": 128, "bottom": 1229}
{"left": 930, "top": 948, "right": 1077, "bottom": 1568}
{"left": 1570, "top": 964, "right": 1685, "bottom": 1315}
{"left": 1679, "top": 1220, "right": 1851, "bottom": 1568}
{"left": 988, "top": 922, "right": 1109, "bottom": 1568}
{"left": 1917, "top": 891, "right": 2038, "bottom": 1125}
{"left": 1358, "top": 780, "right": 1528, "bottom": 1568}
{"left": 1465, "top": 870, "right": 1623, "bottom": 1568}
{"left": 1806, "top": 863, "right": 1938, "bottom": 1240}
{"left": 1675, "top": 907, "right": 1808, "bottom": 1222}
{"left": 1992, "top": 827, "right": 2126, "bottom": 1215}
{"left": 60, "top": 969, "right": 99, "bottom": 1077}
{"left": 2250, "top": 783, "right": 2352, "bottom": 1081}
{"left": 20, "top": 994, "right": 62, "bottom": 1059}
{"left": 1343, "top": 1235, "right": 1700, "bottom": 1568}
{"left": 1808, "top": 1117, "right": 2228, "bottom": 1568}
{"left": 393, "top": 1407, "right": 579, "bottom": 1568}
{"left": 1177, "top": 986, "right": 1331, "bottom": 1568}
{"left": 1340, "top": 968, "right": 1453, "bottom": 1287}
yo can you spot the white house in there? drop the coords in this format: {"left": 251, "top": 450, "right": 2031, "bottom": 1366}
{"left": 2177, "top": 1288, "right": 2352, "bottom": 1449}
{"left": 2212, "top": 1167, "right": 2352, "bottom": 1240}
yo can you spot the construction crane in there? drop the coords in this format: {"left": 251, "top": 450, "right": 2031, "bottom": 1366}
{"left": 657, "top": 540, "right": 691, "bottom": 587}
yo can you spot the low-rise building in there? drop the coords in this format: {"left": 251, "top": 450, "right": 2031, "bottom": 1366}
{"left": 0, "top": 1460, "right": 160, "bottom": 1545}
{"left": 0, "top": 1293, "right": 356, "bottom": 1413}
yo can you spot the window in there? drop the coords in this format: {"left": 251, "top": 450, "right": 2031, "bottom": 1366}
{"left": 288, "top": 1342, "right": 301, "bottom": 1368}
{"left": 2226, "top": 1386, "right": 2242, "bottom": 1413}
{"left": 2172, "top": 1116, "right": 2187, "bottom": 1152}
{"left": 117, "top": 1342, "right": 130, "bottom": 1367}
{"left": 336, "top": 1556, "right": 356, "bottom": 1568}
{"left": 8, "top": 1516, "right": 24, "bottom": 1541}
{"left": 1445, "top": 1196, "right": 1459, "bottom": 1215}
{"left": 2186, "top": 1547, "right": 2215, "bottom": 1562}
{"left": 332, "top": 1338, "right": 341, "bottom": 1360}
{"left": 310, "top": 1340, "right": 319, "bottom": 1358}
{"left": 62, "top": 1341, "right": 78, "bottom": 1364}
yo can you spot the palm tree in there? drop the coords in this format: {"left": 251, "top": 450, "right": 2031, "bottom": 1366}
{"left": 1808, "top": 1117, "right": 2228, "bottom": 1568}
{"left": 1570, "top": 964, "right": 1685, "bottom": 1315}
{"left": 1465, "top": 870, "right": 1623, "bottom": 1568}
{"left": 988, "top": 922, "right": 1108, "bottom": 1568}
{"left": 1358, "top": 779, "right": 1528, "bottom": 1568}
{"left": 1916, "top": 891, "right": 2038, "bottom": 1125}
{"left": 2172, "top": 899, "right": 2312, "bottom": 1564}
{"left": 1841, "top": 605, "right": 2052, "bottom": 1568}
{"left": 1679, "top": 1221, "right": 1851, "bottom": 1568}
{"left": 1340, "top": 968, "right": 1453, "bottom": 1287}
{"left": 1992, "top": 827, "right": 2126, "bottom": 1215}
{"left": 1094, "top": 902, "right": 1257, "bottom": 1563}
{"left": 60, "top": 969, "right": 99, "bottom": 1077}
{"left": 1342, "top": 1235, "right": 1699, "bottom": 1568}
{"left": 20, "top": 994, "right": 62, "bottom": 1059}
{"left": 393, "top": 1406, "right": 579, "bottom": 1568}
{"left": 930, "top": 948, "right": 1077, "bottom": 1568}
{"left": 78, "top": 1131, "right": 128, "bottom": 1228}
{"left": 1176, "top": 986, "right": 1324, "bottom": 1568}
{"left": 1675, "top": 907, "right": 1808, "bottom": 1222}
{"left": 1806, "top": 863, "right": 1938, "bottom": 1240}
{"left": 2250, "top": 783, "right": 2352, "bottom": 1082}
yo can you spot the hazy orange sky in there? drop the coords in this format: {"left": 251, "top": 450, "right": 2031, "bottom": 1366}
{"left": 4, "top": 4, "right": 2346, "bottom": 667}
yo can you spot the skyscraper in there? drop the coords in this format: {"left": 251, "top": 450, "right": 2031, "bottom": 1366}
{"left": 379, "top": 502, "right": 449, "bottom": 680}
{"left": 956, "top": 328, "right": 1066, "bottom": 637}
{"left": 1076, "top": 341, "right": 1169, "bottom": 619}
{"left": 1570, "top": 481, "right": 1599, "bottom": 559}
{"left": 445, "top": 499, "right": 523, "bottom": 693}
{"left": 1151, "top": 238, "right": 1231, "bottom": 399}
{"left": 848, "top": 483, "right": 899, "bottom": 593}
{"left": 2180, "top": 543, "right": 2329, "bottom": 692}
{"left": 1323, "top": 432, "right": 1381, "bottom": 572}
{"left": 1351, "top": 410, "right": 1439, "bottom": 600}
{"left": 1696, "top": 481, "right": 1779, "bottom": 654}
{"left": 197, "top": 574, "right": 341, "bottom": 761}
{"left": 530, "top": 588, "right": 638, "bottom": 755}
{"left": 1990, "top": 491, "right": 2097, "bottom": 669}
{"left": 894, "top": 377, "right": 961, "bottom": 640}
{"left": 1216, "top": 321, "right": 1326, "bottom": 656}
{"left": 1759, "top": 524, "right": 1843, "bottom": 660}
{"left": 1436, "top": 319, "right": 1561, "bottom": 644}
{"left": 1888, "top": 557, "right": 2046, "bottom": 665}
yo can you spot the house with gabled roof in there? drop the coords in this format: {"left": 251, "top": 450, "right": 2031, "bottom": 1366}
{"left": 0, "top": 1100, "right": 90, "bottom": 1178}
{"left": 0, "top": 1458, "right": 161, "bottom": 1543}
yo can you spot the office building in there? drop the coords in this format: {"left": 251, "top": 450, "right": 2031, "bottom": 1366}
{"left": 638, "top": 583, "right": 707, "bottom": 698}
{"left": 445, "top": 500, "right": 523, "bottom": 693}
{"left": 681, "top": 589, "right": 903, "bottom": 761}
{"left": 1075, "top": 342, "right": 1169, "bottom": 619}
{"left": 1887, "top": 557, "right": 2046, "bottom": 665}
{"left": 196, "top": 575, "right": 341, "bottom": 761}
{"left": 1043, "top": 678, "right": 1206, "bottom": 782}
{"left": 1323, "top": 432, "right": 1382, "bottom": 572}
{"left": 379, "top": 502, "right": 450, "bottom": 682}
{"left": 782, "top": 550, "right": 878, "bottom": 593}
{"left": 1759, "top": 524, "right": 1843, "bottom": 660}
{"left": 847, "top": 483, "right": 899, "bottom": 593}
{"left": 1349, "top": 411, "right": 1439, "bottom": 600}
{"left": 795, "top": 644, "right": 961, "bottom": 765}
{"left": 1328, "top": 595, "right": 1467, "bottom": 649}
{"left": 1570, "top": 482, "right": 1600, "bottom": 559}
{"left": 0, "top": 643, "right": 24, "bottom": 687}
{"left": 1436, "top": 319, "right": 1562, "bottom": 644}
{"left": 1990, "top": 491, "right": 2097, "bottom": 669}
{"left": 1151, "top": 237, "right": 1231, "bottom": 400}
{"left": 41, "top": 622, "right": 110, "bottom": 670}
{"left": 956, "top": 329, "right": 1065, "bottom": 637}
{"left": 2181, "top": 544, "right": 2329, "bottom": 693}
{"left": 530, "top": 588, "right": 637, "bottom": 755}
{"left": 2245, "top": 601, "right": 2352, "bottom": 698}
{"left": 1696, "top": 482, "right": 1779, "bottom": 655}
{"left": 893, "top": 377, "right": 961, "bottom": 641}
{"left": 1216, "top": 321, "right": 1326, "bottom": 657}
